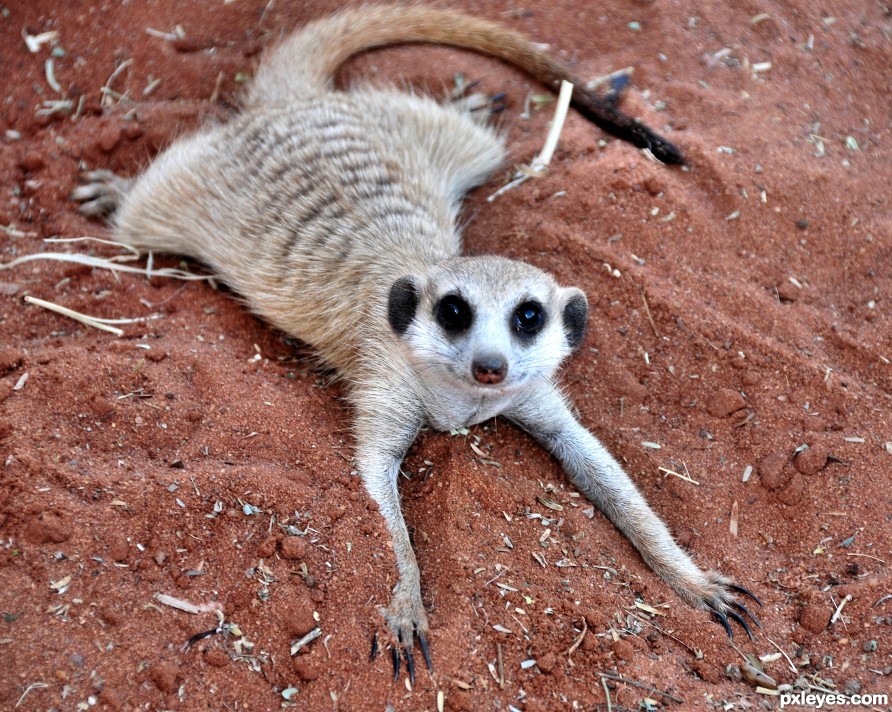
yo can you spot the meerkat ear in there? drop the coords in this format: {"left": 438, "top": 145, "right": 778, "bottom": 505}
{"left": 388, "top": 276, "right": 421, "bottom": 336}
{"left": 561, "top": 288, "right": 588, "bottom": 351}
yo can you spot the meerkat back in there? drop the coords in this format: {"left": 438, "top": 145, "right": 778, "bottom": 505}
{"left": 91, "top": 39, "right": 506, "bottom": 372}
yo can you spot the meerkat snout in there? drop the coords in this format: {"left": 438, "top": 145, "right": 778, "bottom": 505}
{"left": 471, "top": 352, "right": 507, "bottom": 384}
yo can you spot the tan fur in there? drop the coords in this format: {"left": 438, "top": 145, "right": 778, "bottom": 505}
{"left": 73, "top": 4, "right": 754, "bottom": 671}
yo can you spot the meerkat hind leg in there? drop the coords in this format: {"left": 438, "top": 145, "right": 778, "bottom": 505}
{"left": 506, "top": 387, "right": 761, "bottom": 639}
{"left": 447, "top": 77, "right": 508, "bottom": 122}
{"left": 71, "top": 170, "right": 135, "bottom": 218}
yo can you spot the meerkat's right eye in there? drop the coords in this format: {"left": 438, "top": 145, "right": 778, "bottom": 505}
{"left": 435, "top": 294, "right": 473, "bottom": 333}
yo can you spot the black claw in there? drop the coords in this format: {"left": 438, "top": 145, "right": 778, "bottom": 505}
{"left": 731, "top": 600, "right": 762, "bottom": 629}
{"left": 405, "top": 646, "right": 416, "bottom": 686}
{"left": 711, "top": 609, "right": 734, "bottom": 640}
{"left": 370, "top": 633, "right": 379, "bottom": 661}
{"left": 391, "top": 645, "right": 400, "bottom": 682}
{"left": 727, "top": 609, "right": 755, "bottom": 641}
{"left": 417, "top": 630, "right": 433, "bottom": 671}
{"left": 728, "top": 583, "right": 763, "bottom": 606}
{"left": 489, "top": 96, "right": 508, "bottom": 114}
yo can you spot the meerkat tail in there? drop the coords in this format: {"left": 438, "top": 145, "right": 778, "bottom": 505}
{"left": 244, "top": 4, "right": 683, "bottom": 163}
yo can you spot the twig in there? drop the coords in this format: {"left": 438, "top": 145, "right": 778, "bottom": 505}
{"left": 101, "top": 58, "right": 133, "bottom": 108}
{"left": 830, "top": 594, "right": 852, "bottom": 625}
{"left": 482, "top": 568, "right": 507, "bottom": 588}
{"left": 634, "top": 614, "right": 698, "bottom": 656}
{"left": 566, "top": 616, "right": 588, "bottom": 656}
{"left": 145, "top": 27, "right": 178, "bottom": 41}
{"left": 488, "top": 80, "right": 574, "bottom": 201}
{"left": 658, "top": 466, "right": 700, "bottom": 485}
{"left": 846, "top": 553, "right": 885, "bottom": 564}
{"left": 22, "top": 29, "right": 59, "bottom": 53}
{"left": 766, "top": 637, "right": 797, "bottom": 674}
{"left": 24, "top": 295, "right": 163, "bottom": 337}
{"left": 641, "top": 288, "right": 659, "bottom": 337}
{"left": 496, "top": 641, "right": 505, "bottom": 689}
{"left": 290, "top": 626, "right": 322, "bottom": 656}
{"left": 1, "top": 249, "right": 211, "bottom": 280}
{"left": 725, "top": 640, "right": 750, "bottom": 667}
{"left": 600, "top": 675, "right": 613, "bottom": 712}
{"left": 15, "top": 682, "right": 48, "bottom": 708}
{"left": 596, "top": 670, "right": 683, "bottom": 704}
{"left": 210, "top": 71, "right": 224, "bottom": 103}
{"left": 44, "top": 235, "right": 139, "bottom": 252}
{"left": 154, "top": 593, "right": 222, "bottom": 615}
{"left": 45, "top": 58, "right": 62, "bottom": 94}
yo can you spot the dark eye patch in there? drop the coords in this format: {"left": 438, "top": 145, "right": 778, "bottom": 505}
{"left": 387, "top": 276, "right": 419, "bottom": 336}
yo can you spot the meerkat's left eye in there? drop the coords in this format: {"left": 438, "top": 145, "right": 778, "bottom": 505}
{"left": 513, "top": 300, "right": 544, "bottom": 336}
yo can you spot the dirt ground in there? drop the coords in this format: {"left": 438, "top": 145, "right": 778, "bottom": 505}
{"left": 2, "top": 0, "right": 890, "bottom": 710}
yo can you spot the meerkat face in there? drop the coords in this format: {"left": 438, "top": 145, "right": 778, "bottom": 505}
{"left": 387, "top": 256, "right": 588, "bottom": 396}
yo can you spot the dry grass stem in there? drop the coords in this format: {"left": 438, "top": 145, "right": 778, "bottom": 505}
{"left": 101, "top": 59, "right": 133, "bottom": 108}
{"left": 597, "top": 671, "right": 683, "bottom": 704}
{"left": 766, "top": 637, "right": 798, "bottom": 674}
{"left": 641, "top": 288, "right": 659, "bottom": 337}
{"left": 496, "top": 641, "right": 505, "bottom": 688}
{"left": 154, "top": 593, "right": 222, "bottom": 615}
{"left": 566, "top": 616, "right": 587, "bottom": 656}
{"left": 488, "top": 80, "right": 573, "bottom": 201}
{"left": 830, "top": 594, "right": 852, "bottom": 625}
{"left": 24, "top": 295, "right": 163, "bottom": 337}
{"left": 1, "top": 246, "right": 212, "bottom": 281}
{"left": 658, "top": 466, "right": 700, "bottom": 485}
{"left": 290, "top": 626, "right": 322, "bottom": 656}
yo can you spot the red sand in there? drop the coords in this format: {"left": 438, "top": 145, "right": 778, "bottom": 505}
{"left": 1, "top": 1, "right": 890, "bottom": 710}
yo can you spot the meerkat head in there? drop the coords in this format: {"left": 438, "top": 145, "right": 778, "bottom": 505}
{"left": 387, "top": 256, "right": 588, "bottom": 395}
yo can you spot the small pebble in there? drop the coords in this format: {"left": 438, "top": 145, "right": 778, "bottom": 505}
{"left": 758, "top": 451, "right": 789, "bottom": 491}
{"left": 705, "top": 388, "right": 746, "bottom": 417}
{"left": 280, "top": 535, "right": 307, "bottom": 560}
{"left": 799, "top": 603, "right": 831, "bottom": 634}
{"left": 536, "top": 651, "right": 557, "bottom": 674}
{"left": 794, "top": 443, "right": 829, "bottom": 474}
{"left": 777, "top": 281, "right": 799, "bottom": 303}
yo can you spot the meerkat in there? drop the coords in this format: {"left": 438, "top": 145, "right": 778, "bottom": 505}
{"left": 72, "top": 4, "right": 759, "bottom": 681}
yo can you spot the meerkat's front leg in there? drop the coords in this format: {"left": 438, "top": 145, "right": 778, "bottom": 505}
{"left": 352, "top": 395, "right": 432, "bottom": 682}
{"left": 506, "top": 385, "right": 760, "bottom": 638}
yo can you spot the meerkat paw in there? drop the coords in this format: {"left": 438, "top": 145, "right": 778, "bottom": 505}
{"left": 71, "top": 170, "right": 134, "bottom": 218}
{"left": 688, "top": 570, "right": 762, "bottom": 641}
{"left": 447, "top": 75, "right": 507, "bottom": 122}
{"left": 371, "top": 586, "right": 432, "bottom": 685}
{"left": 585, "top": 69, "right": 632, "bottom": 109}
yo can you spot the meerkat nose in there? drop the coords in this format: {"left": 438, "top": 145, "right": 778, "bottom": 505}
{"left": 472, "top": 353, "right": 508, "bottom": 385}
